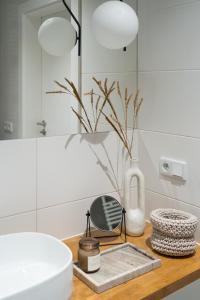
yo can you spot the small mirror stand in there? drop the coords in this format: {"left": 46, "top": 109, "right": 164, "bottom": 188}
{"left": 85, "top": 208, "right": 127, "bottom": 246}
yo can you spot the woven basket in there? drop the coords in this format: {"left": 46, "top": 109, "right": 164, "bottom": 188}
{"left": 150, "top": 209, "right": 199, "bottom": 257}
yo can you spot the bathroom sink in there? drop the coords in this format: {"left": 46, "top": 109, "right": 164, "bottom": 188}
{"left": 0, "top": 232, "right": 72, "bottom": 300}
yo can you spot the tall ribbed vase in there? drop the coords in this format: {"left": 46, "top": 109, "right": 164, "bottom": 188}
{"left": 124, "top": 160, "right": 146, "bottom": 236}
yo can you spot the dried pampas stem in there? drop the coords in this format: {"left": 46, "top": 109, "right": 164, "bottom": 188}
{"left": 47, "top": 76, "right": 143, "bottom": 159}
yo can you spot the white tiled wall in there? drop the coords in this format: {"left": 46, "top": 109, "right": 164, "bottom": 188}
{"left": 1, "top": 0, "right": 200, "bottom": 245}
{"left": 0, "top": 132, "right": 133, "bottom": 239}
{"left": 138, "top": 0, "right": 200, "bottom": 241}
{"left": 0, "top": 139, "right": 36, "bottom": 218}
{"left": 0, "top": 212, "right": 36, "bottom": 235}
{"left": 37, "top": 190, "right": 121, "bottom": 239}
{"left": 37, "top": 133, "right": 122, "bottom": 209}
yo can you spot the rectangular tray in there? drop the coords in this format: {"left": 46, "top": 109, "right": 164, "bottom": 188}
{"left": 73, "top": 242, "right": 161, "bottom": 293}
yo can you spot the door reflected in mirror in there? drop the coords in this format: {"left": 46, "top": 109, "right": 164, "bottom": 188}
{"left": 0, "top": 0, "right": 137, "bottom": 140}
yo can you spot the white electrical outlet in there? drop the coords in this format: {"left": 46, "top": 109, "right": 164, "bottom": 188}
{"left": 3, "top": 121, "right": 14, "bottom": 134}
{"left": 159, "top": 157, "right": 188, "bottom": 181}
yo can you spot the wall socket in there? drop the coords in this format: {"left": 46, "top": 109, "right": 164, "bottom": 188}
{"left": 159, "top": 157, "right": 188, "bottom": 181}
{"left": 3, "top": 121, "right": 14, "bottom": 134}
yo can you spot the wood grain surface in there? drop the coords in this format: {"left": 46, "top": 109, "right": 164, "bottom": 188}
{"left": 63, "top": 224, "right": 200, "bottom": 300}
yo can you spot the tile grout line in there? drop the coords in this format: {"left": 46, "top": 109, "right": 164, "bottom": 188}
{"left": 138, "top": 128, "right": 200, "bottom": 141}
{"left": 82, "top": 71, "right": 137, "bottom": 75}
{"left": 138, "top": 69, "right": 200, "bottom": 73}
{"left": 0, "top": 210, "right": 36, "bottom": 221}
{"left": 36, "top": 185, "right": 137, "bottom": 212}
{"left": 0, "top": 193, "right": 116, "bottom": 221}
{"left": 138, "top": 0, "right": 200, "bottom": 16}
{"left": 0, "top": 185, "right": 137, "bottom": 221}
{"left": 146, "top": 188, "right": 200, "bottom": 210}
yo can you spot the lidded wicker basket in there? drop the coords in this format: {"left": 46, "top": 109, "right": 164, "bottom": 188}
{"left": 150, "top": 209, "right": 199, "bottom": 257}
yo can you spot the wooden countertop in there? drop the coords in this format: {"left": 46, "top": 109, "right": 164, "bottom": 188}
{"left": 63, "top": 224, "right": 200, "bottom": 300}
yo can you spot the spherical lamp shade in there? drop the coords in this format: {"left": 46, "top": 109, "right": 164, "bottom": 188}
{"left": 92, "top": 1, "right": 139, "bottom": 50}
{"left": 38, "top": 17, "right": 76, "bottom": 56}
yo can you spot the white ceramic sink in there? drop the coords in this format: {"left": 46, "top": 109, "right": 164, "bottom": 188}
{"left": 0, "top": 232, "right": 73, "bottom": 300}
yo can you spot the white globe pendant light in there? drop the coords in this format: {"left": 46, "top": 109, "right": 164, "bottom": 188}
{"left": 38, "top": 17, "right": 76, "bottom": 56}
{"left": 92, "top": 1, "right": 139, "bottom": 50}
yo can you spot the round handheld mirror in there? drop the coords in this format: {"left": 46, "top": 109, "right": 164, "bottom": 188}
{"left": 90, "top": 195, "right": 122, "bottom": 231}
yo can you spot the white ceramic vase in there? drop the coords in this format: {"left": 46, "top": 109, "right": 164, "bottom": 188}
{"left": 124, "top": 160, "right": 145, "bottom": 236}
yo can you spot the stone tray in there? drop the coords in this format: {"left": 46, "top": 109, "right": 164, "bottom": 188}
{"left": 73, "top": 242, "right": 161, "bottom": 293}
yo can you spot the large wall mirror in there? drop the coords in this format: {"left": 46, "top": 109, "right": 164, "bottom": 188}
{"left": 0, "top": 0, "right": 138, "bottom": 140}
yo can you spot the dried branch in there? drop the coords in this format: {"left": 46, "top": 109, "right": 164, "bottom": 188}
{"left": 117, "top": 81, "right": 126, "bottom": 123}
{"left": 133, "top": 90, "right": 139, "bottom": 114}
{"left": 101, "top": 112, "right": 126, "bottom": 147}
{"left": 93, "top": 78, "right": 117, "bottom": 118}
{"left": 89, "top": 89, "right": 96, "bottom": 124}
{"left": 127, "top": 93, "right": 133, "bottom": 106}
{"left": 95, "top": 95, "right": 101, "bottom": 114}
{"left": 117, "top": 81, "right": 122, "bottom": 99}
{"left": 93, "top": 77, "right": 116, "bottom": 131}
{"left": 102, "top": 86, "right": 143, "bottom": 160}
{"left": 54, "top": 80, "right": 71, "bottom": 92}
{"left": 130, "top": 90, "right": 141, "bottom": 152}
{"left": 71, "top": 107, "right": 89, "bottom": 133}
{"left": 47, "top": 76, "right": 143, "bottom": 160}
{"left": 65, "top": 78, "right": 93, "bottom": 132}
{"left": 102, "top": 111, "right": 132, "bottom": 158}
{"left": 125, "top": 88, "right": 128, "bottom": 103}
{"left": 46, "top": 91, "right": 68, "bottom": 94}
{"left": 136, "top": 98, "right": 143, "bottom": 116}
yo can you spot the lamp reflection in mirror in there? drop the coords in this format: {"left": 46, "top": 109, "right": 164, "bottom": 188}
{"left": 38, "top": 0, "right": 81, "bottom": 56}
{"left": 38, "top": 17, "right": 76, "bottom": 57}
{"left": 92, "top": 1, "right": 139, "bottom": 50}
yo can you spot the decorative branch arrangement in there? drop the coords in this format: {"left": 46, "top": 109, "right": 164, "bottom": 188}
{"left": 47, "top": 78, "right": 108, "bottom": 133}
{"left": 92, "top": 78, "right": 143, "bottom": 160}
{"left": 47, "top": 77, "right": 143, "bottom": 160}
{"left": 47, "top": 78, "right": 93, "bottom": 133}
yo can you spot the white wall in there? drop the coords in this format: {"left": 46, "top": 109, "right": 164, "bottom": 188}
{"left": 138, "top": 2, "right": 200, "bottom": 297}
{"left": 0, "top": 131, "right": 135, "bottom": 239}
{"left": 1, "top": 0, "right": 199, "bottom": 244}
{"left": 138, "top": 0, "right": 200, "bottom": 241}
